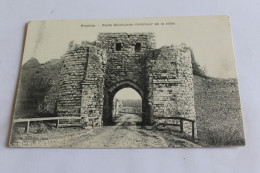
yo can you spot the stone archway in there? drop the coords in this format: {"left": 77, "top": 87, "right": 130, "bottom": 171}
{"left": 102, "top": 80, "right": 148, "bottom": 126}
{"left": 108, "top": 80, "right": 144, "bottom": 98}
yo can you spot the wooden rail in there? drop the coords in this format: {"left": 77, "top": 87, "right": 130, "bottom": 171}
{"left": 13, "top": 116, "right": 195, "bottom": 138}
{"left": 13, "top": 117, "right": 82, "bottom": 133}
{"left": 157, "top": 117, "right": 195, "bottom": 138}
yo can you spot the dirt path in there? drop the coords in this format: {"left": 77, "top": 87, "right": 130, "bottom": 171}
{"left": 54, "top": 114, "right": 200, "bottom": 148}
{"left": 55, "top": 114, "right": 167, "bottom": 148}
{"left": 12, "top": 113, "right": 200, "bottom": 148}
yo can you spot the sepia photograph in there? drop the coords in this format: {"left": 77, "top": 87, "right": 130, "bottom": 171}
{"left": 9, "top": 16, "right": 245, "bottom": 148}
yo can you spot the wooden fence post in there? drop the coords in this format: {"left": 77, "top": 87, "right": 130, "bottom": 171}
{"left": 180, "top": 119, "right": 183, "bottom": 132}
{"left": 56, "top": 119, "right": 59, "bottom": 128}
{"left": 192, "top": 121, "right": 195, "bottom": 138}
{"left": 25, "top": 121, "right": 30, "bottom": 133}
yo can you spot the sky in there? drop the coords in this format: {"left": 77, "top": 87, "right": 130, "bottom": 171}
{"left": 114, "top": 88, "right": 141, "bottom": 100}
{"left": 22, "top": 16, "right": 238, "bottom": 78}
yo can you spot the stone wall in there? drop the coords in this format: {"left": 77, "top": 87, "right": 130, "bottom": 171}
{"left": 56, "top": 43, "right": 89, "bottom": 117}
{"left": 56, "top": 41, "right": 106, "bottom": 126}
{"left": 80, "top": 46, "right": 107, "bottom": 126}
{"left": 145, "top": 45, "right": 196, "bottom": 136}
{"left": 97, "top": 33, "right": 155, "bottom": 89}
{"left": 98, "top": 33, "right": 155, "bottom": 124}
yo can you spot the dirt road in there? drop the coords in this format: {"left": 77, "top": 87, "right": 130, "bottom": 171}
{"left": 54, "top": 114, "right": 200, "bottom": 148}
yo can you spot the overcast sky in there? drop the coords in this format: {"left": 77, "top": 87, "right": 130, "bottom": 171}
{"left": 114, "top": 88, "right": 141, "bottom": 100}
{"left": 22, "top": 16, "right": 237, "bottom": 78}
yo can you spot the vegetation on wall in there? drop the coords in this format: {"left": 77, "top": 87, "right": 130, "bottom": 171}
{"left": 188, "top": 47, "right": 208, "bottom": 78}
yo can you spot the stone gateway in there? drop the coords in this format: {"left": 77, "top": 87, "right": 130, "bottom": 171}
{"left": 52, "top": 33, "right": 196, "bottom": 137}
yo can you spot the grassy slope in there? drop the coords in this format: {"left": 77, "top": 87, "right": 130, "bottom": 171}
{"left": 14, "top": 58, "right": 62, "bottom": 118}
{"left": 193, "top": 75, "right": 245, "bottom": 146}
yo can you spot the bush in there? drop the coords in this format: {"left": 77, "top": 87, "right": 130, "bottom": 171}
{"left": 30, "top": 122, "right": 53, "bottom": 133}
{"left": 188, "top": 47, "right": 208, "bottom": 78}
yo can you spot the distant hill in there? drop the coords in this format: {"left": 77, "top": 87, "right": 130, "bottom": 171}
{"left": 120, "top": 99, "right": 142, "bottom": 107}
{"left": 22, "top": 57, "right": 41, "bottom": 69}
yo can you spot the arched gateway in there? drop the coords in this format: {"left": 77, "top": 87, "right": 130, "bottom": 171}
{"left": 54, "top": 33, "right": 197, "bottom": 137}
{"left": 103, "top": 80, "right": 144, "bottom": 125}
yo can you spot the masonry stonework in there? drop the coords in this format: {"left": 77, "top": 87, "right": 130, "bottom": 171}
{"left": 52, "top": 33, "right": 196, "bottom": 137}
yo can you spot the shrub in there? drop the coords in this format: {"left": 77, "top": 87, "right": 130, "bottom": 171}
{"left": 188, "top": 47, "right": 208, "bottom": 78}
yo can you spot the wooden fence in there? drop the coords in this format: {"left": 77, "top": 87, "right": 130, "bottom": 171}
{"left": 13, "top": 117, "right": 82, "bottom": 133}
{"left": 157, "top": 117, "right": 195, "bottom": 138}
{"left": 13, "top": 116, "right": 195, "bottom": 138}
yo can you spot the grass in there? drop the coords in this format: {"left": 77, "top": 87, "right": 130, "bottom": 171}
{"left": 194, "top": 75, "right": 245, "bottom": 147}
{"left": 197, "top": 113, "right": 245, "bottom": 147}
{"left": 10, "top": 122, "right": 85, "bottom": 144}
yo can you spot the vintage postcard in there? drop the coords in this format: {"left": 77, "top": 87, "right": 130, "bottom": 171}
{"left": 9, "top": 16, "right": 245, "bottom": 148}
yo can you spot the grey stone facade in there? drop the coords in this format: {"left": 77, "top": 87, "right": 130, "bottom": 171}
{"left": 52, "top": 33, "right": 196, "bottom": 137}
